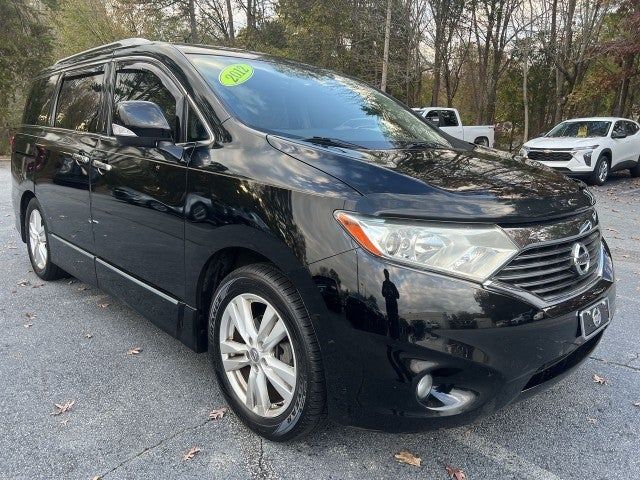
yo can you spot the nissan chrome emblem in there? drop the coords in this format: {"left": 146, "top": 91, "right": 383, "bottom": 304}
{"left": 571, "top": 242, "right": 591, "bottom": 275}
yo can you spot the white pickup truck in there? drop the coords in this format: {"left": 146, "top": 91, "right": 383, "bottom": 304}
{"left": 412, "top": 107, "right": 495, "bottom": 148}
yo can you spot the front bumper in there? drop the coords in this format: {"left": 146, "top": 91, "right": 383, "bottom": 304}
{"left": 535, "top": 155, "right": 595, "bottom": 175}
{"left": 310, "top": 240, "right": 615, "bottom": 432}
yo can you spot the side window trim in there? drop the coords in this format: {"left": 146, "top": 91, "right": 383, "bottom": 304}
{"left": 109, "top": 56, "right": 214, "bottom": 144}
{"left": 52, "top": 64, "right": 107, "bottom": 134}
{"left": 110, "top": 60, "right": 185, "bottom": 142}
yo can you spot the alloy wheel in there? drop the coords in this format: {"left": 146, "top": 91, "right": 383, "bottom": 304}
{"left": 28, "top": 209, "right": 48, "bottom": 270}
{"left": 598, "top": 160, "right": 609, "bottom": 183}
{"left": 219, "top": 293, "right": 297, "bottom": 418}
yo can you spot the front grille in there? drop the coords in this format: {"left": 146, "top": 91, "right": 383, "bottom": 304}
{"left": 495, "top": 229, "right": 601, "bottom": 300}
{"left": 528, "top": 150, "right": 573, "bottom": 162}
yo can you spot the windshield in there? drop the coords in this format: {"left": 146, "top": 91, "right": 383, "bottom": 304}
{"left": 189, "top": 54, "right": 451, "bottom": 150}
{"left": 547, "top": 120, "right": 611, "bottom": 138}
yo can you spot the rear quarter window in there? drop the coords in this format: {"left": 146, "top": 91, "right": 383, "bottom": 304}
{"left": 22, "top": 75, "right": 59, "bottom": 126}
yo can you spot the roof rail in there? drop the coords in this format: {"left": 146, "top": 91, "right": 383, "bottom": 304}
{"left": 54, "top": 38, "right": 153, "bottom": 65}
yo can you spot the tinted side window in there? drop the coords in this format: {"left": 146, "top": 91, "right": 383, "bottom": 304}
{"left": 424, "top": 110, "right": 440, "bottom": 125}
{"left": 612, "top": 121, "right": 627, "bottom": 137}
{"left": 23, "top": 75, "right": 59, "bottom": 126}
{"left": 113, "top": 68, "right": 180, "bottom": 141}
{"left": 440, "top": 110, "right": 459, "bottom": 127}
{"left": 624, "top": 121, "right": 639, "bottom": 135}
{"left": 54, "top": 72, "right": 105, "bottom": 132}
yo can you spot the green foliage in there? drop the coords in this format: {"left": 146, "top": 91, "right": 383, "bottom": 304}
{"left": 0, "top": 0, "right": 55, "bottom": 153}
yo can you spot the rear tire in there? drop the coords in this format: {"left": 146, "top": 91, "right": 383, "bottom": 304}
{"left": 630, "top": 156, "right": 640, "bottom": 177}
{"left": 474, "top": 137, "right": 489, "bottom": 147}
{"left": 588, "top": 155, "right": 609, "bottom": 186}
{"left": 208, "top": 263, "right": 326, "bottom": 441}
{"left": 25, "top": 198, "right": 66, "bottom": 281}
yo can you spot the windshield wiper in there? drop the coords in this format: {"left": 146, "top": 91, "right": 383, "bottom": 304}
{"left": 402, "top": 141, "right": 448, "bottom": 150}
{"left": 302, "top": 136, "right": 364, "bottom": 150}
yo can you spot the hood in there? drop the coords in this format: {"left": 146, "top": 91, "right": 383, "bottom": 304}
{"left": 525, "top": 136, "right": 603, "bottom": 149}
{"left": 267, "top": 136, "right": 595, "bottom": 224}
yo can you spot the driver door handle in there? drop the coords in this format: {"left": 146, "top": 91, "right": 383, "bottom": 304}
{"left": 93, "top": 159, "right": 113, "bottom": 172}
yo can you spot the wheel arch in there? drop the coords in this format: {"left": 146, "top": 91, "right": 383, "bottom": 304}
{"left": 188, "top": 226, "right": 330, "bottom": 352}
{"left": 474, "top": 136, "right": 489, "bottom": 145}
{"left": 599, "top": 148, "right": 612, "bottom": 163}
{"left": 19, "top": 190, "right": 36, "bottom": 243}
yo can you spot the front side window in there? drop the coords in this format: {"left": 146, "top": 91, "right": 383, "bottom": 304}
{"left": 188, "top": 55, "right": 451, "bottom": 150}
{"left": 54, "top": 71, "right": 105, "bottom": 132}
{"left": 612, "top": 121, "right": 626, "bottom": 137}
{"left": 623, "top": 121, "right": 639, "bottom": 135}
{"left": 113, "top": 66, "right": 180, "bottom": 142}
{"left": 424, "top": 110, "right": 440, "bottom": 125}
{"left": 440, "top": 110, "right": 459, "bottom": 127}
{"left": 547, "top": 120, "right": 611, "bottom": 138}
{"left": 23, "top": 75, "right": 59, "bottom": 126}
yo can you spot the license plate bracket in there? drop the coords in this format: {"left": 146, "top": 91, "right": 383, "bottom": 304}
{"left": 579, "top": 297, "right": 610, "bottom": 340}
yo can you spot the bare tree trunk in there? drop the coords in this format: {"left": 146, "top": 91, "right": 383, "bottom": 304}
{"left": 226, "top": 0, "right": 235, "bottom": 42}
{"left": 614, "top": 54, "right": 634, "bottom": 116}
{"left": 188, "top": 0, "right": 198, "bottom": 43}
{"left": 381, "top": 0, "right": 393, "bottom": 92}
{"left": 523, "top": 47, "right": 529, "bottom": 142}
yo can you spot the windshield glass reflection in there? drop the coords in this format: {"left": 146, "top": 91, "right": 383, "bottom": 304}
{"left": 189, "top": 54, "right": 451, "bottom": 150}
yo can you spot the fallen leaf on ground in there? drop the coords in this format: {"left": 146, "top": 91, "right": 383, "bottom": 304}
{"left": 84, "top": 333, "right": 93, "bottom": 339}
{"left": 208, "top": 407, "right": 228, "bottom": 420}
{"left": 182, "top": 447, "right": 201, "bottom": 461}
{"left": 394, "top": 451, "right": 421, "bottom": 467}
{"left": 445, "top": 464, "right": 467, "bottom": 479}
{"left": 91, "top": 476, "right": 101, "bottom": 480}
{"left": 24, "top": 323, "right": 33, "bottom": 328}
{"left": 97, "top": 303, "right": 110, "bottom": 308}
{"left": 587, "top": 416, "right": 597, "bottom": 424}
{"left": 17, "top": 280, "right": 31, "bottom": 287}
{"left": 633, "top": 401, "right": 640, "bottom": 408}
{"left": 77, "top": 286, "right": 89, "bottom": 291}
{"left": 25, "top": 312, "right": 36, "bottom": 320}
{"left": 51, "top": 400, "right": 75, "bottom": 416}
{"left": 593, "top": 374, "right": 607, "bottom": 385}
{"left": 126, "top": 347, "right": 142, "bottom": 355}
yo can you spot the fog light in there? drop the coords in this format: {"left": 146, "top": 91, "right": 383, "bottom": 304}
{"left": 416, "top": 374, "right": 433, "bottom": 399}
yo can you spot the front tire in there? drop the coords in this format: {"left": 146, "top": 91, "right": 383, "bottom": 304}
{"left": 589, "top": 155, "right": 610, "bottom": 186}
{"left": 25, "top": 198, "right": 66, "bottom": 281}
{"left": 208, "top": 263, "right": 326, "bottom": 441}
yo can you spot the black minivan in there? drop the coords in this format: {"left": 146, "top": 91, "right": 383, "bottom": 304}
{"left": 11, "top": 39, "right": 615, "bottom": 441}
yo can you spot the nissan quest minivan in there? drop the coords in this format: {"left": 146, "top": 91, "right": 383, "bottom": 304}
{"left": 11, "top": 39, "right": 615, "bottom": 441}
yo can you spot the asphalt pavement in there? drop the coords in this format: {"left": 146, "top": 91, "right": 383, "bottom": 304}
{"left": 1, "top": 157, "right": 638, "bottom": 479}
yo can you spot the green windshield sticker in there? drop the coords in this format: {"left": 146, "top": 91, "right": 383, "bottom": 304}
{"left": 219, "top": 64, "right": 254, "bottom": 86}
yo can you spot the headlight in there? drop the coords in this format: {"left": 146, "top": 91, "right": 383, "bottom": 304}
{"left": 570, "top": 145, "right": 598, "bottom": 166}
{"left": 334, "top": 211, "right": 518, "bottom": 282}
{"left": 519, "top": 146, "right": 529, "bottom": 157}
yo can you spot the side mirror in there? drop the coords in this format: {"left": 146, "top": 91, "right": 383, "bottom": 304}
{"left": 611, "top": 129, "right": 627, "bottom": 139}
{"left": 113, "top": 100, "right": 173, "bottom": 147}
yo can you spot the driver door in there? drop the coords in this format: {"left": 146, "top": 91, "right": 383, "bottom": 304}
{"left": 611, "top": 121, "right": 635, "bottom": 165}
{"left": 90, "top": 60, "right": 189, "bottom": 308}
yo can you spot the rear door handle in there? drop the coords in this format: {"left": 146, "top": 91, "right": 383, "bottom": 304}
{"left": 93, "top": 159, "right": 112, "bottom": 172}
{"left": 72, "top": 152, "right": 90, "bottom": 165}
